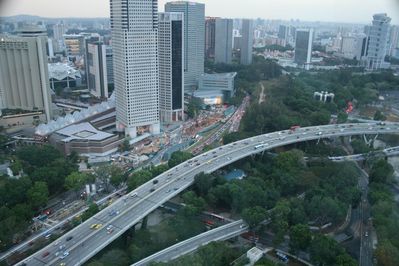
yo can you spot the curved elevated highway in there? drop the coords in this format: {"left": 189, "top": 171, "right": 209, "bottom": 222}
{"left": 132, "top": 220, "right": 248, "bottom": 266}
{"left": 19, "top": 122, "right": 399, "bottom": 266}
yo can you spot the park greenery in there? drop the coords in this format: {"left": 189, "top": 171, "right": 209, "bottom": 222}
{"left": 367, "top": 159, "right": 399, "bottom": 266}
{"left": 205, "top": 56, "right": 282, "bottom": 106}
{"left": 222, "top": 69, "right": 399, "bottom": 144}
{"left": 187, "top": 151, "right": 359, "bottom": 264}
{"left": 0, "top": 145, "right": 78, "bottom": 250}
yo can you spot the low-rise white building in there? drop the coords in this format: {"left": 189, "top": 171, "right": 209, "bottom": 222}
{"left": 198, "top": 72, "right": 237, "bottom": 100}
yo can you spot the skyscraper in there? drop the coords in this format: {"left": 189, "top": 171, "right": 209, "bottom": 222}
{"left": 158, "top": 12, "right": 184, "bottom": 123}
{"left": 205, "top": 17, "right": 217, "bottom": 59}
{"left": 165, "top": 1, "right": 205, "bottom": 92}
{"left": 0, "top": 26, "right": 52, "bottom": 121}
{"left": 110, "top": 0, "right": 160, "bottom": 137}
{"left": 389, "top": 25, "right": 399, "bottom": 57}
{"left": 278, "top": 25, "right": 289, "bottom": 46}
{"left": 240, "top": 19, "right": 253, "bottom": 65}
{"left": 363, "top": 13, "right": 391, "bottom": 70}
{"left": 86, "top": 42, "right": 109, "bottom": 99}
{"left": 64, "top": 34, "right": 85, "bottom": 58}
{"left": 215, "top": 18, "right": 233, "bottom": 64}
{"left": 294, "top": 29, "right": 313, "bottom": 70}
{"left": 52, "top": 22, "right": 66, "bottom": 52}
{"left": 106, "top": 46, "right": 114, "bottom": 85}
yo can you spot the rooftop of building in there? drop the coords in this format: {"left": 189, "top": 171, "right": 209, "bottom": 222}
{"left": 201, "top": 72, "right": 237, "bottom": 79}
{"left": 166, "top": 1, "right": 204, "bottom": 5}
{"left": 55, "top": 122, "right": 114, "bottom": 143}
{"left": 247, "top": 247, "right": 264, "bottom": 257}
{"left": 193, "top": 90, "right": 224, "bottom": 98}
{"left": 48, "top": 63, "right": 81, "bottom": 81}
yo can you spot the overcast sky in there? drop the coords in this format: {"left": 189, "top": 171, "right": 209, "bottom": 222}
{"left": 1, "top": 0, "right": 399, "bottom": 24}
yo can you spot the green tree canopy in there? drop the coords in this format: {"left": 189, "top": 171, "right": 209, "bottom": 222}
{"left": 27, "top": 181, "right": 49, "bottom": 209}
{"left": 241, "top": 206, "right": 267, "bottom": 228}
{"left": 168, "top": 151, "right": 193, "bottom": 168}
{"left": 64, "top": 172, "right": 88, "bottom": 192}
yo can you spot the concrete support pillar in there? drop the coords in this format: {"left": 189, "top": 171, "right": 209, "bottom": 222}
{"left": 126, "top": 126, "right": 137, "bottom": 139}
{"left": 150, "top": 123, "right": 160, "bottom": 135}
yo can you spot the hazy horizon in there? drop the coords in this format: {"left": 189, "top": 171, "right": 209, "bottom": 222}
{"left": 0, "top": 0, "right": 399, "bottom": 24}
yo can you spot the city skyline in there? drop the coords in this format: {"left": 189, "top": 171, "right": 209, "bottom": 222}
{"left": 0, "top": 0, "right": 399, "bottom": 24}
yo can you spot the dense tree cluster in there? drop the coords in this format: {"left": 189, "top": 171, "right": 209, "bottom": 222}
{"left": 0, "top": 145, "right": 78, "bottom": 250}
{"left": 167, "top": 151, "right": 193, "bottom": 168}
{"left": 127, "top": 164, "right": 169, "bottom": 191}
{"left": 367, "top": 159, "right": 399, "bottom": 266}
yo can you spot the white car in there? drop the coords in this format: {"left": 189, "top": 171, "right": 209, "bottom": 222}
{"left": 60, "top": 251, "right": 69, "bottom": 259}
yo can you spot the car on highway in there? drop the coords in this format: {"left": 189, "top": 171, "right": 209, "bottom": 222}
{"left": 153, "top": 179, "right": 159, "bottom": 185}
{"left": 150, "top": 188, "right": 155, "bottom": 192}
{"left": 365, "top": 231, "right": 369, "bottom": 237}
{"left": 130, "top": 192, "right": 138, "bottom": 198}
{"left": 42, "top": 251, "right": 50, "bottom": 258}
{"left": 60, "top": 263, "right": 66, "bottom": 266}
{"left": 106, "top": 225, "right": 114, "bottom": 234}
{"left": 66, "top": 236, "right": 73, "bottom": 241}
{"left": 60, "top": 251, "right": 69, "bottom": 259}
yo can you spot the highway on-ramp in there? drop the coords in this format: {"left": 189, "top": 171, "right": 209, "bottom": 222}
{"left": 132, "top": 220, "right": 248, "bottom": 265}
{"left": 19, "top": 122, "right": 399, "bottom": 266}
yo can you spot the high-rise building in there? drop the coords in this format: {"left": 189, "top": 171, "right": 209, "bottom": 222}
{"left": 240, "top": 19, "right": 253, "bottom": 65}
{"left": 388, "top": 25, "right": 399, "bottom": 57}
{"left": 0, "top": 26, "right": 52, "bottom": 121}
{"left": 64, "top": 34, "right": 85, "bottom": 58}
{"left": 215, "top": 18, "right": 233, "bottom": 64}
{"left": 294, "top": 29, "right": 313, "bottom": 70}
{"left": 106, "top": 46, "right": 114, "bottom": 85}
{"left": 52, "top": 22, "right": 66, "bottom": 52}
{"left": 340, "top": 35, "right": 366, "bottom": 60}
{"left": 278, "top": 25, "right": 289, "bottom": 46}
{"left": 205, "top": 17, "right": 217, "bottom": 59}
{"left": 363, "top": 13, "right": 391, "bottom": 70}
{"left": 86, "top": 42, "right": 109, "bottom": 99}
{"left": 110, "top": 0, "right": 160, "bottom": 137}
{"left": 165, "top": 1, "right": 205, "bottom": 92}
{"left": 158, "top": 12, "right": 184, "bottom": 123}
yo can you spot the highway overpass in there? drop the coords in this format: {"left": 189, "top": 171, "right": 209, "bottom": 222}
{"left": 133, "top": 220, "right": 248, "bottom": 265}
{"left": 19, "top": 122, "right": 399, "bottom": 266}
{"left": 303, "top": 145, "right": 399, "bottom": 163}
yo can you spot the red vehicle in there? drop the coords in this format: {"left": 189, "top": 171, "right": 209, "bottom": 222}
{"left": 203, "top": 220, "right": 215, "bottom": 226}
{"left": 42, "top": 251, "right": 50, "bottom": 258}
{"left": 42, "top": 209, "right": 52, "bottom": 215}
{"left": 289, "top": 125, "right": 301, "bottom": 133}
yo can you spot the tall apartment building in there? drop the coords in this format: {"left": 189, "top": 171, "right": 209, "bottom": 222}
{"left": 215, "top": 18, "right": 233, "bottom": 64}
{"left": 159, "top": 12, "right": 184, "bottom": 123}
{"left": 106, "top": 46, "right": 114, "bottom": 85}
{"left": 363, "top": 13, "right": 391, "bottom": 70}
{"left": 240, "top": 19, "right": 253, "bottom": 65}
{"left": 205, "top": 17, "right": 217, "bottom": 59}
{"left": 389, "top": 25, "right": 399, "bottom": 57}
{"left": 110, "top": 0, "right": 160, "bottom": 137}
{"left": 165, "top": 1, "right": 205, "bottom": 92}
{"left": 64, "top": 34, "right": 85, "bottom": 58}
{"left": 294, "top": 29, "right": 313, "bottom": 70}
{"left": 0, "top": 26, "right": 52, "bottom": 121}
{"left": 86, "top": 42, "right": 109, "bottom": 99}
{"left": 52, "top": 22, "right": 66, "bottom": 52}
{"left": 278, "top": 25, "right": 289, "bottom": 46}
